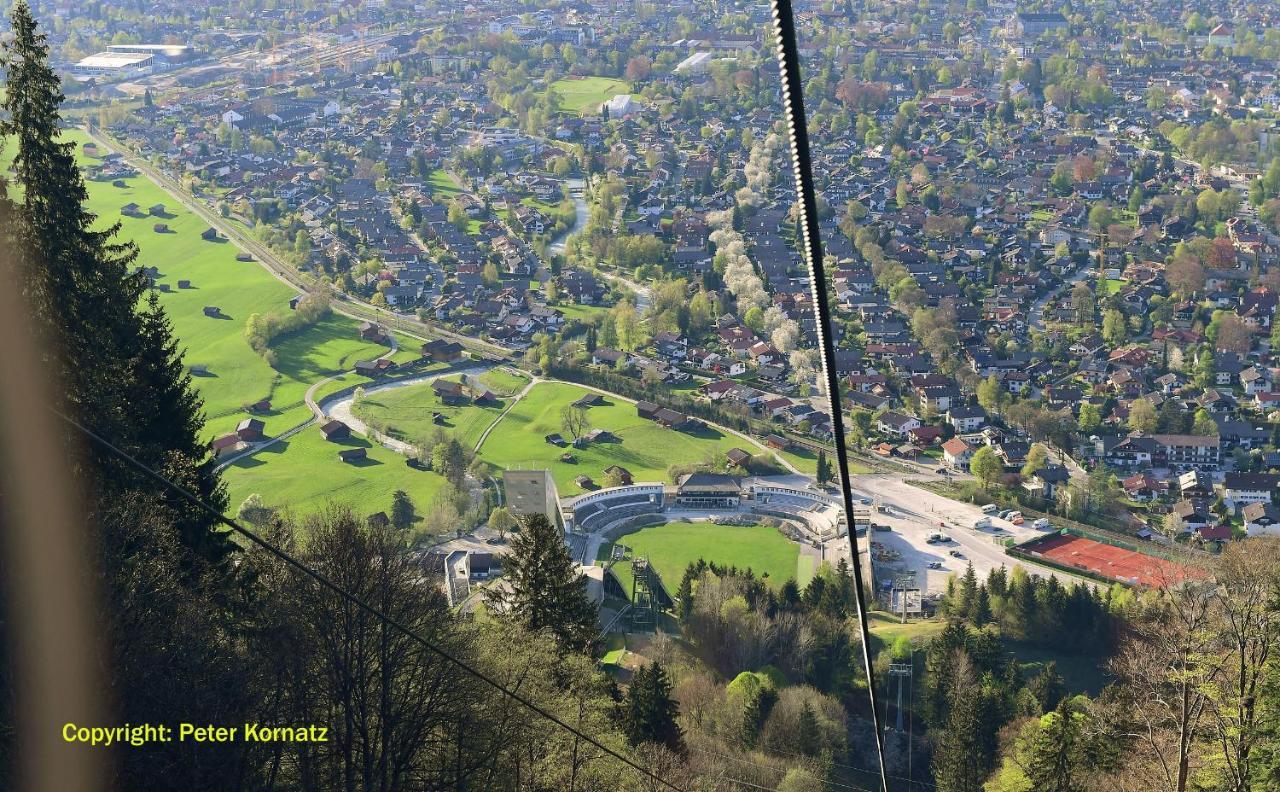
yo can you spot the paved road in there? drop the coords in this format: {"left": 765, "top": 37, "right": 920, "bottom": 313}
{"left": 600, "top": 271, "right": 652, "bottom": 312}
{"left": 1029, "top": 266, "right": 1090, "bottom": 331}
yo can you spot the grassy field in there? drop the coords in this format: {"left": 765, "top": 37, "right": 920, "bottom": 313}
{"left": 427, "top": 168, "right": 463, "bottom": 200}
{"left": 223, "top": 423, "right": 446, "bottom": 521}
{"left": 475, "top": 381, "right": 745, "bottom": 494}
{"left": 1100, "top": 278, "right": 1127, "bottom": 296}
{"left": 476, "top": 367, "right": 530, "bottom": 397}
{"left": 549, "top": 76, "right": 631, "bottom": 113}
{"left": 353, "top": 374, "right": 510, "bottom": 451}
{"left": 609, "top": 520, "right": 801, "bottom": 592}
{"left": 45, "top": 130, "right": 395, "bottom": 438}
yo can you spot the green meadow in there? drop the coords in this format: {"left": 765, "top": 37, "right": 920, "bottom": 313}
{"left": 222, "top": 423, "right": 446, "bottom": 520}
{"left": 548, "top": 76, "right": 631, "bottom": 114}
{"left": 55, "top": 129, "right": 396, "bottom": 438}
{"left": 475, "top": 381, "right": 745, "bottom": 495}
{"left": 353, "top": 374, "right": 511, "bottom": 451}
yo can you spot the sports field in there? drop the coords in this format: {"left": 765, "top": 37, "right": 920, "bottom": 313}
{"left": 1020, "top": 532, "right": 1188, "bottom": 587}
{"left": 475, "top": 382, "right": 746, "bottom": 495}
{"left": 223, "top": 423, "right": 446, "bottom": 520}
{"left": 608, "top": 520, "right": 802, "bottom": 592}
{"left": 549, "top": 76, "right": 631, "bottom": 113}
{"left": 51, "top": 130, "right": 396, "bottom": 438}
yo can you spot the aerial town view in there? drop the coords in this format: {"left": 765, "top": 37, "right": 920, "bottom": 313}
{"left": 3, "top": 0, "right": 1280, "bottom": 790}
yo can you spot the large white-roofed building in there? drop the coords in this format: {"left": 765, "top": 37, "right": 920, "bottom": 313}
{"left": 71, "top": 51, "right": 154, "bottom": 79}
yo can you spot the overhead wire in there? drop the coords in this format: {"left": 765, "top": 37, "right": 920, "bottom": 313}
{"left": 765, "top": 0, "right": 891, "bottom": 790}
{"left": 50, "top": 408, "right": 690, "bottom": 792}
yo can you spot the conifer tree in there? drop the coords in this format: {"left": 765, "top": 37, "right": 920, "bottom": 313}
{"left": 795, "top": 701, "right": 822, "bottom": 757}
{"left": 2, "top": 0, "right": 229, "bottom": 562}
{"left": 815, "top": 449, "right": 831, "bottom": 484}
{"left": 740, "top": 686, "right": 777, "bottom": 749}
{"left": 622, "top": 662, "right": 685, "bottom": 755}
{"left": 487, "top": 512, "right": 598, "bottom": 652}
{"left": 1, "top": 5, "right": 248, "bottom": 787}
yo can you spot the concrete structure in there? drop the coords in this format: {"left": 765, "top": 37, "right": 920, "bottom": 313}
{"left": 503, "top": 469, "right": 564, "bottom": 531}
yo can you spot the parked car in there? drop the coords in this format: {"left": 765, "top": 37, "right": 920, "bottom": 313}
{"left": 927, "top": 561, "right": 944, "bottom": 570}
{"left": 1033, "top": 518, "right": 1051, "bottom": 530}
{"left": 949, "top": 550, "right": 964, "bottom": 558}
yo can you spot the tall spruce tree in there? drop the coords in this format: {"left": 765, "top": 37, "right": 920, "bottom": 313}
{"left": 486, "top": 511, "right": 598, "bottom": 652}
{"left": 2, "top": 4, "right": 249, "bottom": 788}
{"left": 622, "top": 662, "right": 685, "bottom": 755}
{"left": 2, "top": 0, "right": 228, "bottom": 563}
{"left": 740, "top": 685, "right": 777, "bottom": 749}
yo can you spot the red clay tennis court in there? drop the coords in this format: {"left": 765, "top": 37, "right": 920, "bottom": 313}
{"left": 1021, "top": 532, "right": 1188, "bottom": 587}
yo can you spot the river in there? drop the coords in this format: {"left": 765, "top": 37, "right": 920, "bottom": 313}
{"left": 548, "top": 177, "right": 589, "bottom": 257}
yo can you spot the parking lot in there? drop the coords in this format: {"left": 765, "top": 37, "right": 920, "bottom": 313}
{"left": 848, "top": 475, "right": 1075, "bottom": 594}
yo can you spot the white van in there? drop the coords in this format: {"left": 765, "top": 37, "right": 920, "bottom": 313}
{"left": 1033, "top": 518, "right": 1051, "bottom": 530}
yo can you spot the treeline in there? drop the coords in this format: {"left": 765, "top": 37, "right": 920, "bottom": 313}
{"left": 922, "top": 620, "right": 1084, "bottom": 790}
{"left": 242, "top": 290, "right": 331, "bottom": 366}
{"left": 675, "top": 558, "right": 867, "bottom": 705}
{"left": 926, "top": 544, "right": 1280, "bottom": 791}
{"left": 940, "top": 563, "right": 1117, "bottom": 653}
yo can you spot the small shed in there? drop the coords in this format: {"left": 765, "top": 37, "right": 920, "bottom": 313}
{"left": 237, "top": 252, "right": 254, "bottom": 262}
{"left": 120, "top": 202, "right": 140, "bottom": 216}
{"left": 177, "top": 279, "right": 191, "bottom": 289}
{"left": 603, "top": 465, "right": 633, "bottom": 485}
{"left": 201, "top": 227, "right": 220, "bottom": 241}
{"left": 320, "top": 420, "right": 350, "bottom": 441}
{"left": 148, "top": 203, "right": 166, "bottom": 216}
{"left": 202, "top": 306, "right": 222, "bottom": 318}
{"left": 338, "top": 448, "right": 367, "bottom": 463}
{"left": 153, "top": 223, "right": 170, "bottom": 233}
{"left": 236, "top": 418, "right": 265, "bottom": 441}
{"left": 574, "top": 474, "right": 595, "bottom": 490}
{"left": 726, "top": 448, "right": 752, "bottom": 467}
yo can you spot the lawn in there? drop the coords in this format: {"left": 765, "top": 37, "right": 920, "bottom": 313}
{"left": 427, "top": 168, "right": 463, "bottom": 200}
{"left": 47, "top": 130, "right": 395, "bottom": 438}
{"left": 549, "top": 76, "right": 631, "bottom": 114}
{"left": 223, "top": 423, "right": 447, "bottom": 523}
{"left": 353, "top": 374, "right": 510, "bottom": 451}
{"left": 554, "top": 301, "right": 612, "bottom": 323}
{"left": 1100, "top": 278, "right": 1127, "bottom": 296}
{"left": 609, "top": 520, "right": 801, "bottom": 593}
{"left": 476, "top": 367, "right": 531, "bottom": 397}
{"left": 475, "top": 381, "right": 746, "bottom": 494}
